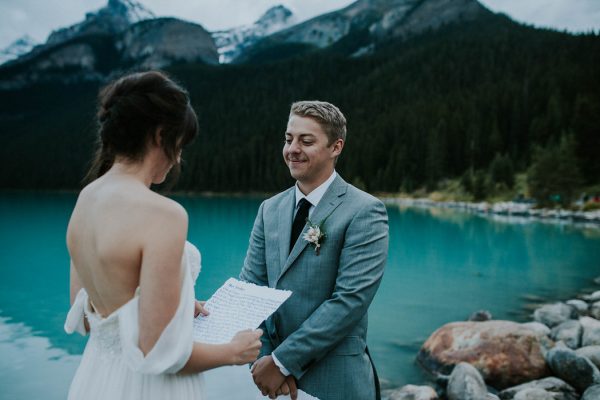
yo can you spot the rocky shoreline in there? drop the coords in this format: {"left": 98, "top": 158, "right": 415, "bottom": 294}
{"left": 383, "top": 198, "right": 600, "bottom": 226}
{"left": 383, "top": 280, "right": 600, "bottom": 400}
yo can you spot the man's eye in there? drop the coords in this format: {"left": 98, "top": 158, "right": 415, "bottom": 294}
{"left": 284, "top": 139, "right": 292, "bottom": 144}
{"left": 303, "top": 141, "right": 313, "bottom": 145}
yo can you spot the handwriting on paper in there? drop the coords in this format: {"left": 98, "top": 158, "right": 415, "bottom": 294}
{"left": 194, "top": 278, "right": 292, "bottom": 344}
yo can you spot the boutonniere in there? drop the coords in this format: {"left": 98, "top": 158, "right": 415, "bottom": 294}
{"left": 303, "top": 219, "right": 326, "bottom": 255}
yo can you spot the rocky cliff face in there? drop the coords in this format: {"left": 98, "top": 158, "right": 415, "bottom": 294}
{"left": 260, "top": 0, "right": 420, "bottom": 49}
{"left": 241, "top": 0, "right": 491, "bottom": 61}
{"left": 119, "top": 18, "right": 218, "bottom": 69}
{"left": 388, "top": 0, "right": 490, "bottom": 38}
{"left": 46, "top": 0, "right": 155, "bottom": 46}
{"left": 0, "top": 0, "right": 217, "bottom": 88}
{"left": 212, "top": 5, "right": 296, "bottom": 63}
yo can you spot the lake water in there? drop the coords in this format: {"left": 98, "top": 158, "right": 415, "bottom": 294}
{"left": 1, "top": 192, "right": 599, "bottom": 399}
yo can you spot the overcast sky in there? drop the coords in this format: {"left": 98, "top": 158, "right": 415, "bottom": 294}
{"left": 1, "top": 0, "right": 599, "bottom": 49}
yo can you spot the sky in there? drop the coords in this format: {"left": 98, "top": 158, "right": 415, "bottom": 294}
{"left": 0, "top": 0, "right": 599, "bottom": 49}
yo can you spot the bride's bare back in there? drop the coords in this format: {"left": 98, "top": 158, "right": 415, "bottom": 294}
{"left": 67, "top": 160, "right": 189, "bottom": 355}
{"left": 67, "top": 172, "right": 186, "bottom": 318}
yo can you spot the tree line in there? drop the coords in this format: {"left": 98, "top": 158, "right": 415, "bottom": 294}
{"left": 0, "top": 14, "right": 598, "bottom": 205}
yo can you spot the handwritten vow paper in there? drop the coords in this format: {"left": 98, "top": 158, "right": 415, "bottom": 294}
{"left": 193, "top": 278, "right": 292, "bottom": 344}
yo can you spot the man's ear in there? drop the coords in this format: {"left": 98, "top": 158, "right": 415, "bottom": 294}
{"left": 331, "top": 139, "right": 344, "bottom": 158}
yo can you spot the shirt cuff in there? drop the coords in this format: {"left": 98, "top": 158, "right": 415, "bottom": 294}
{"left": 271, "top": 353, "right": 291, "bottom": 376}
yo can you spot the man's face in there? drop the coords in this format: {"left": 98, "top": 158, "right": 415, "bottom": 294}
{"left": 282, "top": 114, "right": 343, "bottom": 191}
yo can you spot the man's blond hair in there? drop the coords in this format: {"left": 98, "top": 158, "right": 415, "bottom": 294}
{"left": 290, "top": 101, "right": 347, "bottom": 145}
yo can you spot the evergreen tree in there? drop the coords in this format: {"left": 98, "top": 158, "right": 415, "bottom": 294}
{"left": 527, "top": 134, "right": 583, "bottom": 207}
{"left": 489, "top": 153, "right": 515, "bottom": 188}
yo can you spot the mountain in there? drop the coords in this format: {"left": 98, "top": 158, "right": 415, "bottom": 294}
{"left": 46, "top": 0, "right": 155, "bottom": 46}
{"left": 236, "top": 0, "right": 491, "bottom": 62}
{"left": 212, "top": 5, "right": 296, "bottom": 63}
{"left": 0, "top": 36, "right": 38, "bottom": 65}
{"left": 0, "top": 0, "right": 217, "bottom": 89}
{"left": 118, "top": 18, "right": 217, "bottom": 69}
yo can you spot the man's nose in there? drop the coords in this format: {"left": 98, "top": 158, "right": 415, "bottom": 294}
{"left": 288, "top": 139, "right": 300, "bottom": 152}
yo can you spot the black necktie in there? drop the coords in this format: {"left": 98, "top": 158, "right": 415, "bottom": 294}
{"left": 290, "top": 198, "right": 311, "bottom": 253}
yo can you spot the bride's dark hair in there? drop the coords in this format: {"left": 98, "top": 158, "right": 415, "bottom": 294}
{"left": 84, "top": 70, "right": 198, "bottom": 183}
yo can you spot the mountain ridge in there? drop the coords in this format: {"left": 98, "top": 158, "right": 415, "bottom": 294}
{"left": 236, "top": 0, "right": 491, "bottom": 62}
{"left": 1, "top": 0, "right": 495, "bottom": 82}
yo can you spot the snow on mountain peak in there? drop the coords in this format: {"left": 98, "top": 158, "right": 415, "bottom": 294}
{"left": 212, "top": 4, "right": 296, "bottom": 63}
{"left": 102, "top": 0, "right": 156, "bottom": 25}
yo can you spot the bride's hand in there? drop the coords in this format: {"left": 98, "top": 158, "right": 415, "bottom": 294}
{"left": 228, "top": 329, "right": 263, "bottom": 365}
{"left": 194, "top": 300, "right": 209, "bottom": 318}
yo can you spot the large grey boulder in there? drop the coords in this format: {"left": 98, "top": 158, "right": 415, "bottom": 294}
{"left": 447, "top": 362, "right": 488, "bottom": 400}
{"left": 546, "top": 346, "right": 600, "bottom": 393}
{"left": 576, "top": 346, "right": 600, "bottom": 368}
{"left": 566, "top": 299, "right": 589, "bottom": 316}
{"left": 581, "top": 317, "right": 600, "bottom": 346}
{"left": 499, "top": 377, "right": 578, "bottom": 400}
{"left": 582, "top": 384, "right": 600, "bottom": 400}
{"left": 550, "top": 320, "right": 582, "bottom": 349}
{"left": 582, "top": 291, "right": 600, "bottom": 303}
{"left": 418, "top": 321, "right": 551, "bottom": 389}
{"left": 534, "top": 303, "right": 578, "bottom": 328}
{"left": 384, "top": 384, "right": 438, "bottom": 400}
{"left": 590, "top": 301, "right": 600, "bottom": 320}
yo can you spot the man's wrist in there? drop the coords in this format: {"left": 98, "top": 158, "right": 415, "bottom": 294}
{"left": 271, "top": 353, "right": 291, "bottom": 376}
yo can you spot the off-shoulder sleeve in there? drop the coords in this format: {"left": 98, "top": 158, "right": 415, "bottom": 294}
{"left": 64, "top": 288, "right": 89, "bottom": 336}
{"left": 118, "top": 267, "right": 196, "bottom": 375}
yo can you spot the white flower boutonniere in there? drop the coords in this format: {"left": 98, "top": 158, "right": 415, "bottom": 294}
{"left": 303, "top": 219, "right": 326, "bottom": 255}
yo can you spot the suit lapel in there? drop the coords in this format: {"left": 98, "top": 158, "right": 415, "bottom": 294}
{"left": 276, "top": 175, "right": 348, "bottom": 284}
{"left": 277, "top": 189, "right": 295, "bottom": 276}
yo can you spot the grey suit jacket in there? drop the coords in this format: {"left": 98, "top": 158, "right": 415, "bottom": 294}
{"left": 240, "top": 174, "right": 389, "bottom": 400}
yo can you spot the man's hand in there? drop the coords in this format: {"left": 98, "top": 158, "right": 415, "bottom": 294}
{"left": 276, "top": 375, "right": 298, "bottom": 400}
{"left": 251, "top": 355, "right": 286, "bottom": 399}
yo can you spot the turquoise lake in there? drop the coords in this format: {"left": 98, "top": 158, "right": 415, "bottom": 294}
{"left": 1, "top": 192, "right": 599, "bottom": 399}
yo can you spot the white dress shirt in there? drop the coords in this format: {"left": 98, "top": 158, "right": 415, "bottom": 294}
{"left": 272, "top": 170, "right": 337, "bottom": 376}
{"left": 294, "top": 170, "right": 337, "bottom": 217}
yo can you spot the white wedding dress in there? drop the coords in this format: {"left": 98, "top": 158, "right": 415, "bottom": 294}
{"left": 65, "top": 241, "right": 205, "bottom": 400}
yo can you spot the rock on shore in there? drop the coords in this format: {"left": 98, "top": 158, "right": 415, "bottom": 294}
{"left": 534, "top": 303, "right": 578, "bottom": 328}
{"left": 498, "top": 377, "right": 578, "bottom": 400}
{"left": 384, "top": 384, "right": 438, "bottom": 400}
{"left": 417, "top": 320, "right": 552, "bottom": 389}
{"left": 546, "top": 346, "right": 600, "bottom": 393}
{"left": 447, "top": 362, "right": 489, "bottom": 400}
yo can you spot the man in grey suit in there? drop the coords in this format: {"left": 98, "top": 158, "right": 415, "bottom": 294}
{"left": 240, "top": 101, "right": 389, "bottom": 400}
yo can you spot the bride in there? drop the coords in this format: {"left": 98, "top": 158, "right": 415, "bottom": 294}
{"left": 64, "top": 71, "right": 262, "bottom": 399}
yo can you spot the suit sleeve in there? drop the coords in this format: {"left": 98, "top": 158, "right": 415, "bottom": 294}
{"left": 239, "top": 200, "right": 274, "bottom": 357}
{"left": 273, "top": 198, "right": 389, "bottom": 379}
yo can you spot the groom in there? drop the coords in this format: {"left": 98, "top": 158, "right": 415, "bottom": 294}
{"left": 240, "top": 101, "right": 389, "bottom": 400}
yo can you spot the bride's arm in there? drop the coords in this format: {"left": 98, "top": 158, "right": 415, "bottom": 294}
{"left": 69, "top": 260, "right": 83, "bottom": 305}
{"left": 138, "top": 200, "right": 188, "bottom": 356}
{"left": 179, "top": 329, "right": 263, "bottom": 374}
{"left": 69, "top": 260, "right": 90, "bottom": 333}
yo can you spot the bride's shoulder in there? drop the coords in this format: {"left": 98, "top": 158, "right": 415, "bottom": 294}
{"left": 133, "top": 193, "right": 189, "bottom": 240}
{"left": 146, "top": 192, "right": 187, "bottom": 222}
